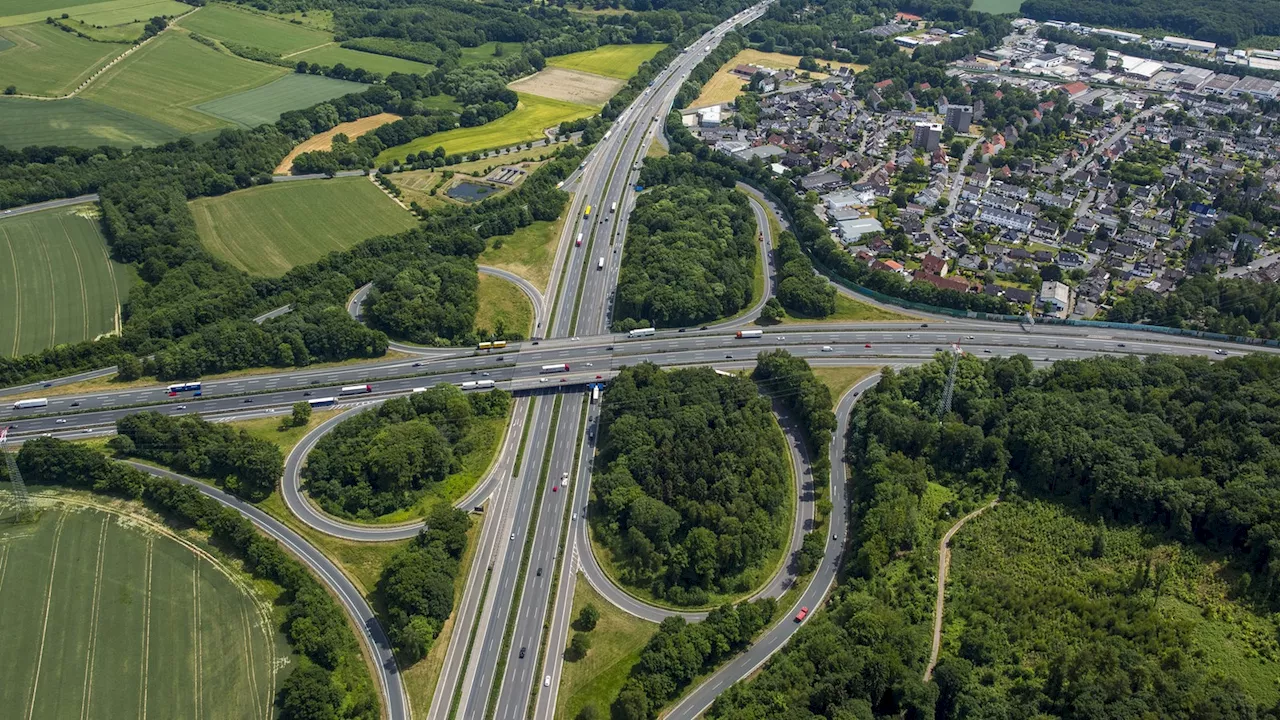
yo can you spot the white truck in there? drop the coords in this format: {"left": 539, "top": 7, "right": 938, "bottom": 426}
{"left": 12, "top": 398, "right": 48, "bottom": 410}
{"left": 597, "top": 257, "right": 604, "bottom": 270}
{"left": 628, "top": 328, "right": 655, "bottom": 338}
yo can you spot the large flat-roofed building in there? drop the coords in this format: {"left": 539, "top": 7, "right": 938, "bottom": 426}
{"left": 912, "top": 121, "right": 943, "bottom": 151}
{"left": 1161, "top": 35, "right": 1216, "bottom": 53}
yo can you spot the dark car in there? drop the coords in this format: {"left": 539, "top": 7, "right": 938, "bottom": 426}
{"left": 303, "top": 391, "right": 312, "bottom": 396}
{"left": 413, "top": 362, "right": 422, "bottom": 367}
{"left": 725, "top": 354, "right": 733, "bottom": 359}
{"left": 243, "top": 398, "right": 253, "bottom": 403}
{"left": 519, "top": 647, "right": 527, "bottom": 659}
{"left": 921, "top": 323, "right": 929, "bottom": 328}
{"left": 678, "top": 328, "right": 686, "bottom": 333}
{"left": 70, "top": 402, "right": 79, "bottom": 407}
{"left": 536, "top": 567, "right": 543, "bottom": 577}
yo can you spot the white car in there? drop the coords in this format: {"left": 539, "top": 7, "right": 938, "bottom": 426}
{"left": 176, "top": 405, "right": 187, "bottom": 410}
{"left": 544, "top": 676, "right": 551, "bottom": 687}
{"left": 540, "top": 378, "right": 548, "bottom": 383}
{"left": 55, "top": 419, "right": 67, "bottom": 424}
{"left": 1215, "top": 349, "right": 1228, "bottom": 355}
{"left": 821, "top": 346, "right": 833, "bottom": 352}
{"left": 510, "top": 533, "right": 516, "bottom": 541}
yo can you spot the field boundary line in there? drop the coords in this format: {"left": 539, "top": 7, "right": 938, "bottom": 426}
{"left": 59, "top": 215, "right": 91, "bottom": 341}
{"left": 80, "top": 516, "right": 108, "bottom": 720}
{"left": 193, "top": 563, "right": 202, "bottom": 720}
{"left": 140, "top": 537, "right": 153, "bottom": 720}
{"left": 282, "top": 40, "right": 334, "bottom": 58}
{"left": 92, "top": 219, "right": 123, "bottom": 337}
{"left": 3, "top": 227, "right": 20, "bottom": 355}
{"left": 26, "top": 513, "right": 67, "bottom": 720}
{"left": 241, "top": 602, "right": 267, "bottom": 720}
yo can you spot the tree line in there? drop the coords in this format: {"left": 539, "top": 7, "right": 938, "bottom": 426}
{"left": 14, "top": 437, "right": 377, "bottom": 720}
{"left": 593, "top": 363, "right": 790, "bottom": 606}
{"left": 751, "top": 350, "right": 837, "bottom": 484}
{"left": 106, "top": 410, "right": 284, "bottom": 501}
{"left": 378, "top": 505, "right": 472, "bottom": 662}
{"left": 1022, "top": 0, "right": 1280, "bottom": 47}
{"left": 610, "top": 598, "right": 777, "bottom": 720}
{"left": 303, "top": 385, "right": 510, "bottom": 518}
{"left": 613, "top": 180, "right": 757, "bottom": 329}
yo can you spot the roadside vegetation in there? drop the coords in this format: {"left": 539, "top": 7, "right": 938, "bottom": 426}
{"left": 556, "top": 574, "right": 657, "bottom": 720}
{"left": 302, "top": 385, "right": 510, "bottom": 520}
{"left": 592, "top": 363, "right": 791, "bottom": 607}
{"left": 708, "top": 353, "right": 1280, "bottom": 718}
{"left": 614, "top": 166, "right": 758, "bottom": 330}
{"left": 13, "top": 437, "right": 379, "bottom": 719}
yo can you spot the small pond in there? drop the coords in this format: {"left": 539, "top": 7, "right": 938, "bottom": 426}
{"left": 447, "top": 182, "right": 497, "bottom": 202}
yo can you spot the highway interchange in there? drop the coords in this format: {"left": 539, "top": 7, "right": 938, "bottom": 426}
{"left": 4, "top": 2, "right": 1276, "bottom": 719}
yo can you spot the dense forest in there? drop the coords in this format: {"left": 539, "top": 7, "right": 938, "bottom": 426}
{"left": 752, "top": 350, "right": 836, "bottom": 483}
{"left": 108, "top": 411, "right": 285, "bottom": 501}
{"left": 1021, "top": 0, "right": 1280, "bottom": 47}
{"left": 378, "top": 505, "right": 472, "bottom": 661}
{"left": 610, "top": 598, "right": 778, "bottom": 720}
{"left": 592, "top": 363, "right": 790, "bottom": 606}
{"left": 613, "top": 181, "right": 758, "bottom": 329}
{"left": 13, "top": 437, "right": 376, "bottom": 719}
{"left": 708, "top": 353, "right": 1280, "bottom": 719}
{"left": 302, "top": 385, "right": 510, "bottom": 518}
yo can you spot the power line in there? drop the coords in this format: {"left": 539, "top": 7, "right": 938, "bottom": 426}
{"left": 1, "top": 426, "right": 37, "bottom": 524}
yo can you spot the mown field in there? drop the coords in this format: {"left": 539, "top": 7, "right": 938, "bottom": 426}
{"left": 0, "top": 96, "right": 181, "bottom": 148}
{"left": 80, "top": 32, "right": 285, "bottom": 134}
{"left": 546, "top": 43, "right": 666, "bottom": 80}
{"left": 556, "top": 574, "right": 656, "bottom": 720}
{"left": 377, "top": 93, "right": 596, "bottom": 163}
{"left": 970, "top": 0, "right": 1024, "bottom": 12}
{"left": 0, "top": 22, "right": 119, "bottom": 96}
{"left": 193, "top": 73, "right": 367, "bottom": 128}
{"left": 177, "top": 2, "right": 329, "bottom": 55}
{"left": 458, "top": 41, "right": 502, "bottom": 65}
{"left": 190, "top": 177, "right": 418, "bottom": 276}
{"left": 0, "top": 205, "right": 134, "bottom": 357}
{"left": 474, "top": 273, "right": 533, "bottom": 338}
{"left": 0, "top": 502, "right": 288, "bottom": 720}
{"left": 290, "top": 44, "right": 434, "bottom": 76}
{"left": 0, "top": 0, "right": 183, "bottom": 26}
{"left": 479, "top": 212, "right": 565, "bottom": 291}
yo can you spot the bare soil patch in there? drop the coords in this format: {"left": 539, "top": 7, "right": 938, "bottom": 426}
{"left": 274, "top": 111, "right": 401, "bottom": 174}
{"left": 507, "top": 66, "right": 621, "bottom": 107}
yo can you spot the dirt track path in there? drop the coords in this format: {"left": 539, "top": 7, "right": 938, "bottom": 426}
{"left": 923, "top": 499, "right": 998, "bottom": 682}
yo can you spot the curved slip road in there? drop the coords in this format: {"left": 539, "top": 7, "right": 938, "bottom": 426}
{"left": 123, "top": 461, "right": 407, "bottom": 720}
{"left": 663, "top": 373, "right": 881, "bottom": 719}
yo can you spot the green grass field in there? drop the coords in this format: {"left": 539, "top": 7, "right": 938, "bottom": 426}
{"left": 0, "top": 96, "right": 182, "bottom": 147}
{"left": 0, "top": 501, "right": 288, "bottom": 719}
{"left": 290, "top": 44, "right": 434, "bottom": 76}
{"left": 556, "top": 574, "right": 656, "bottom": 720}
{"left": 480, "top": 211, "right": 566, "bottom": 291}
{"left": 777, "top": 291, "right": 914, "bottom": 324}
{"left": 458, "top": 41, "right": 502, "bottom": 66}
{"left": 81, "top": 32, "right": 285, "bottom": 134}
{"left": 0, "top": 22, "right": 119, "bottom": 96}
{"left": 547, "top": 43, "right": 666, "bottom": 80}
{"left": 178, "top": 2, "right": 329, "bottom": 55}
{"left": 194, "top": 73, "right": 367, "bottom": 128}
{"left": 69, "top": 0, "right": 189, "bottom": 26}
{"left": 969, "top": 0, "right": 1023, "bottom": 12}
{"left": 0, "top": 205, "right": 134, "bottom": 357}
{"left": 475, "top": 273, "right": 533, "bottom": 338}
{"left": 378, "top": 93, "right": 597, "bottom": 163}
{"left": 0, "top": 0, "right": 110, "bottom": 26}
{"left": 190, "top": 177, "right": 418, "bottom": 276}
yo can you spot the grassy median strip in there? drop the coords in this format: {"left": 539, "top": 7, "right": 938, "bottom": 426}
{"left": 485, "top": 394, "right": 563, "bottom": 719}
{"left": 526, "top": 394, "right": 590, "bottom": 716}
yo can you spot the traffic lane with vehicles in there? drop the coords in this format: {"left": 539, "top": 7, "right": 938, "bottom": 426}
{"left": 532, "top": 401, "right": 601, "bottom": 720}
{"left": 4, "top": 332, "right": 1247, "bottom": 439}
{"left": 664, "top": 373, "right": 878, "bottom": 720}
{"left": 123, "top": 461, "right": 408, "bottom": 720}
{"left": 459, "top": 393, "right": 559, "bottom": 719}
{"left": 493, "top": 395, "right": 584, "bottom": 720}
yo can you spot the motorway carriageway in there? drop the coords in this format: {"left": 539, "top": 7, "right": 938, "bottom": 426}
{"left": 2, "top": 326, "right": 1255, "bottom": 438}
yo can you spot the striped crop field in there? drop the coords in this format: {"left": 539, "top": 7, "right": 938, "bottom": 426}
{"left": 0, "top": 204, "right": 135, "bottom": 357}
{"left": 0, "top": 500, "right": 289, "bottom": 720}
{"left": 191, "top": 176, "right": 419, "bottom": 277}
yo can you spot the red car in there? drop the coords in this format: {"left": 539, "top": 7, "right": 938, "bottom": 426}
{"left": 795, "top": 606, "right": 808, "bottom": 622}
{"left": 552, "top": 486, "right": 558, "bottom": 492}
{"left": 864, "top": 343, "right": 872, "bottom": 348}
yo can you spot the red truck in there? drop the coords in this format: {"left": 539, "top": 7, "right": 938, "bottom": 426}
{"left": 794, "top": 606, "right": 808, "bottom": 622}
